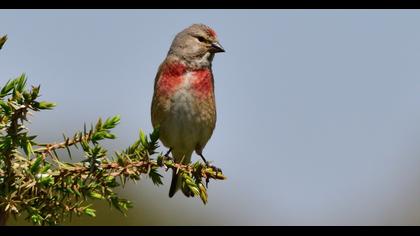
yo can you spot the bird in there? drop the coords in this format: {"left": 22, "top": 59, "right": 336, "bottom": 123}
{"left": 151, "top": 24, "right": 225, "bottom": 198}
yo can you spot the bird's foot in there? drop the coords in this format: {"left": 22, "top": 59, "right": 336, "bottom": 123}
{"left": 208, "top": 164, "right": 222, "bottom": 175}
{"left": 205, "top": 162, "right": 222, "bottom": 173}
{"left": 206, "top": 164, "right": 222, "bottom": 188}
{"left": 199, "top": 153, "right": 222, "bottom": 175}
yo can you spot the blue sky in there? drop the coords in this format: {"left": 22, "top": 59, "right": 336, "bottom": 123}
{"left": 2, "top": 10, "right": 420, "bottom": 225}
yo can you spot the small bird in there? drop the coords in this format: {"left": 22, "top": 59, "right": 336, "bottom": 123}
{"left": 151, "top": 24, "right": 225, "bottom": 197}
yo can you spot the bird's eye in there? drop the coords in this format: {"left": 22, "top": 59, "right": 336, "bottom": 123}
{"left": 196, "top": 36, "right": 206, "bottom": 42}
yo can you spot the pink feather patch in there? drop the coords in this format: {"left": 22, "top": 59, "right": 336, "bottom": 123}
{"left": 192, "top": 69, "right": 213, "bottom": 97}
{"left": 156, "top": 62, "right": 186, "bottom": 96}
{"left": 207, "top": 28, "right": 217, "bottom": 37}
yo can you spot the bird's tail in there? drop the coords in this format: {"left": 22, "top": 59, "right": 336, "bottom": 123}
{"left": 169, "top": 150, "right": 192, "bottom": 198}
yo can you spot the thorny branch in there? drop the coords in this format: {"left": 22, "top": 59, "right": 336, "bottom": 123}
{"left": 0, "top": 35, "right": 225, "bottom": 226}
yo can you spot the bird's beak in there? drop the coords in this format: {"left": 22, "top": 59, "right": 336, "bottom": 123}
{"left": 211, "top": 41, "right": 225, "bottom": 53}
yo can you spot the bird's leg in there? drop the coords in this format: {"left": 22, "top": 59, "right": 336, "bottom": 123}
{"left": 163, "top": 148, "right": 173, "bottom": 161}
{"left": 164, "top": 148, "right": 172, "bottom": 157}
{"left": 198, "top": 153, "right": 208, "bottom": 165}
{"left": 199, "top": 153, "right": 214, "bottom": 188}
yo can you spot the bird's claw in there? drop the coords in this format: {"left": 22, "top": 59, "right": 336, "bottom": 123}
{"left": 205, "top": 163, "right": 222, "bottom": 175}
{"left": 206, "top": 176, "right": 210, "bottom": 188}
{"left": 203, "top": 162, "right": 222, "bottom": 189}
{"left": 162, "top": 155, "right": 173, "bottom": 162}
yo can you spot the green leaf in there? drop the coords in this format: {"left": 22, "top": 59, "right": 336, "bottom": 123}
{"left": 66, "top": 186, "right": 75, "bottom": 194}
{"left": 93, "top": 131, "right": 105, "bottom": 140}
{"left": 139, "top": 129, "right": 147, "bottom": 147}
{"left": 12, "top": 89, "right": 23, "bottom": 101}
{"left": 80, "top": 140, "right": 90, "bottom": 151}
{"left": 31, "top": 85, "right": 40, "bottom": 100}
{"left": 149, "top": 168, "right": 163, "bottom": 185}
{"left": 190, "top": 186, "right": 200, "bottom": 196}
{"left": 36, "top": 101, "right": 56, "bottom": 110}
{"left": 23, "top": 139, "right": 34, "bottom": 157}
{"left": 65, "top": 145, "right": 72, "bottom": 159}
{"left": 198, "top": 183, "right": 208, "bottom": 204}
{"left": 149, "top": 126, "right": 160, "bottom": 143}
{"left": 0, "top": 137, "right": 12, "bottom": 152}
{"left": 102, "top": 115, "right": 120, "bottom": 129}
{"left": 0, "top": 79, "right": 15, "bottom": 97}
{"left": 27, "top": 135, "right": 38, "bottom": 141}
{"left": 73, "top": 187, "right": 82, "bottom": 197}
{"left": 23, "top": 91, "right": 32, "bottom": 101}
{"left": 30, "top": 154, "right": 43, "bottom": 174}
{"left": 15, "top": 74, "right": 27, "bottom": 93}
{"left": 30, "top": 214, "right": 43, "bottom": 225}
{"left": 105, "top": 176, "right": 119, "bottom": 188}
{"left": 39, "top": 163, "right": 51, "bottom": 173}
{"left": 156, "top": 155, "right": 164, "bottom": 166}
{"left": 37, "top": 174, "right": 54, "bottom": 186}
{"left": 103, "top": 132, "right": 116, "bottom": 139}
{"left": 110, "top": 197, "right": 132, "bottom": 215}
{"left": 91, "top": 131, "right": 115, "bottom": 142}
{"left": 84, "top": 208, "right": 96, "bottom": 217}
{"left": 95, "top": 118, "right": 102, "bottom": 131}
{"left": 88, "top": 191, "right": 105, "bottom": 200}
{"left": 182, "top": 174, "right": 200, "bottom": 196}
{"left": 0, "top": 100, "right": 11, "bottom": 114}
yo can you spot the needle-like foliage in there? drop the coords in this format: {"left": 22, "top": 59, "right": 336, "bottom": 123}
{"left": 0, "top": 35, "right": 225, "bottom": 226}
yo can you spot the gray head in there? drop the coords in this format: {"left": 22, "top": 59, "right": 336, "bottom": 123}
{"left": 168, "top": 24, "right": 225, "bottom": 66}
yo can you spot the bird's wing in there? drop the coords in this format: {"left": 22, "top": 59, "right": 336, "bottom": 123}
{"left": 151, "top": 62, "right": 169, "bottom": 129}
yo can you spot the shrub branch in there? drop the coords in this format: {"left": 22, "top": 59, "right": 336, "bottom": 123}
{"left": 0, "top": 35, "right": 225, "bottom": 226}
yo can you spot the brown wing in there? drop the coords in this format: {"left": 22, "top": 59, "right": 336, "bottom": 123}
{"left": 151, "top": 62, "right": 168, "bottom": 129}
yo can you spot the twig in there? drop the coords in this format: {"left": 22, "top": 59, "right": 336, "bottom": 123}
{"left": 34, "top": 131, "right": 93, "bottom": 156}
{"left": 53, "top": 159, "right": 226, "bottom": 181}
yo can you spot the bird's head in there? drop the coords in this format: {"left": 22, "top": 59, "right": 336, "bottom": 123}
{"left": 168, "top": 24, "right": 225, "bottom": 66}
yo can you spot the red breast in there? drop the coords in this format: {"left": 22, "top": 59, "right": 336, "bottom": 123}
{"left": 156, "top": 61, "right": 214, "bottom": 99}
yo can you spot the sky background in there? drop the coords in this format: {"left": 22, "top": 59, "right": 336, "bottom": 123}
{"left": 2, "top": 10, "right": 420, "bottom": 225}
